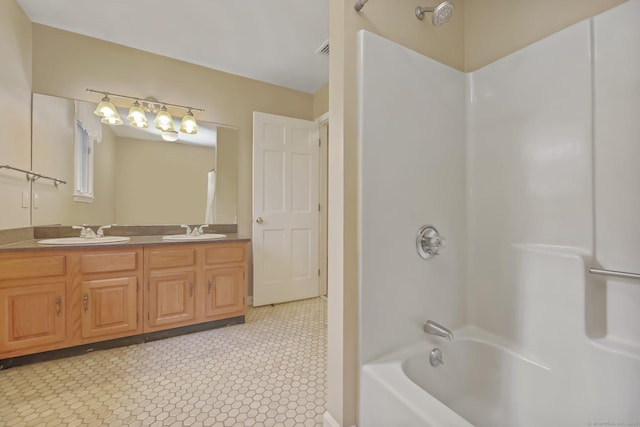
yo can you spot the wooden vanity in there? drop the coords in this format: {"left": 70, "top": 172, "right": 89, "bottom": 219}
{"left": 0, "top": 237, "right": 249, "bottom": 366}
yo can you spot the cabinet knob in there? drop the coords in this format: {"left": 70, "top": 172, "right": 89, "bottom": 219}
{"left": 82, "top": 294, "right": 89, "bottom": 312}
{"left": 256, "top": 217, "right": 264, "bottom": 224}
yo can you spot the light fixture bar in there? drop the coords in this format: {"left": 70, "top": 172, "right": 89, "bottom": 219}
{"left": 86, "top": 89, "right": 205, "bottom": 112}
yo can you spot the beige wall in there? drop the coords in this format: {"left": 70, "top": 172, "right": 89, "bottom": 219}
{"left": 313, "top": 83, "right": 330, "bottom": 119}
{"left": 465, "top": 0, "right": 627, "bottom": 71}
{"left": 115, "top": 137, "right": 214, "bottom": 225}
{"left": 31, "top": 24, "right": 315, "bottom": 237}
{"left": 0, "top": 0, "right": 32, "bottom": 229}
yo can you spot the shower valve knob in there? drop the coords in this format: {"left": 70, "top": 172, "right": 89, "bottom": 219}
{"left": 417, "top": 225, "right": 446, "bottom": 259}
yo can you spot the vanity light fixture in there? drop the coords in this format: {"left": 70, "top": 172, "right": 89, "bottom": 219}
{"left": 87, "top": 89, "right": 204, "bottom": 136}
{"left": 180, "top": 110, "right": 198, "bottom": 134}
{"left": 127, "top": 100, "right": 148, "bottom": 128}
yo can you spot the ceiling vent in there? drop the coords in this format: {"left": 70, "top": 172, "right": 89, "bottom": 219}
{"left": 315, "top": 39, "right": 330, "bottom": 56}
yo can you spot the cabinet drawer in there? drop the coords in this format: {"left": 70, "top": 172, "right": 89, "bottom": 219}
{"left": 0, "top": 255, "right": 66, "bottom": 280}
{"left": 80, "top": 251, "right": 138, "bottom": 274}
{"left": 205, "top": 245, "right": 245, "bottom": 265}
{"left": 147, "top": 248, "right": 196, "bottom": 269}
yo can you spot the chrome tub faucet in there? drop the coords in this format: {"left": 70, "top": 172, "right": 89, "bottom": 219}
{"left": 423, "top": 320, "right": 454, "bottom": 341}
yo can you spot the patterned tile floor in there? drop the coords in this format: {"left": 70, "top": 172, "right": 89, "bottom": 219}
{"left": 0, "top": 297, "right": 327, "bottom": 427}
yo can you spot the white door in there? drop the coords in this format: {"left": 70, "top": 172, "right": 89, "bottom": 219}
{"left": 253, "top": 112, "right": 319, "bottom": 306}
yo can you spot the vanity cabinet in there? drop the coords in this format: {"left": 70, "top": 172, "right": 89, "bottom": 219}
{"left": 203, "top": 243, "right": 246, "bottom": 320}
{"left": 144, "top": 242, "right": 247, "bottom": 332}
{"left": 0, "top": 254, "right": 69, "bottom": 358}
{"left": 0, "top": 239, "right": 247, "bottom": 361}
{"left": 73, "top": 249, "right": 143, "bottom": 343}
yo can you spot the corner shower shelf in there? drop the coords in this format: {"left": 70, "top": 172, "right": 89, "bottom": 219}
{"left": 0, "top": 164, "right": 66, "bottom": 186}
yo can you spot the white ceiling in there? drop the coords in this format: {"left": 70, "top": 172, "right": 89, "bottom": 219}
{"left": 17, "top": 0, "right": 329, "bottom": 94}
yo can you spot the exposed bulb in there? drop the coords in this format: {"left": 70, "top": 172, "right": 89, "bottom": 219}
{"left": 154, "top": 106, "right": 174, "bottom": 132}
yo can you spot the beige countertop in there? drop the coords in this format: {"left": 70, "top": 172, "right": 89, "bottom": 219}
{"left": 0, "top": 234, "right": 250, "bottom": 253}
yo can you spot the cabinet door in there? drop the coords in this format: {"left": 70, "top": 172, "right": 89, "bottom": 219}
{"left": 204, "top": 267, "right": 245, "bottom": 319}
{"left": 147, "top": 271, "right": 196, "bottom": 329}
{"left": 81, "top": 277, "right": 138, "bottom": 340}
{"left": 0, "top": 282, "right": 66, "bottom": 354}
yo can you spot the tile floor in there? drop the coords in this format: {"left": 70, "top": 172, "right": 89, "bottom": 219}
{"left": 0, "top": 297, "right": 327, "bottom": 427}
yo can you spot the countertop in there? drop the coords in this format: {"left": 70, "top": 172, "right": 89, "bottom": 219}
{"left": 0, "top": 234, "right": 251, "bottom": 253}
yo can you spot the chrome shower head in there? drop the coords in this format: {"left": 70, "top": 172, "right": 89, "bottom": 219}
{"left": 416, "top": 1, "right": 454, "bottom": 26}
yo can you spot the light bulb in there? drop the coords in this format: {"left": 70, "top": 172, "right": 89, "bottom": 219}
{"left": 154, "top": 106, "right": 174, "bottom": 132}
{"left": 100, "top": 115, "right": 123, "bottom": 125}
{"left": 127, "top": 101, "right": 148, "bottom": 128}
{"left": 94, "top": 95, "right": 118, "bottom": 118}
{"left": 179, "top": 110, "right": 199, "bottom": 135}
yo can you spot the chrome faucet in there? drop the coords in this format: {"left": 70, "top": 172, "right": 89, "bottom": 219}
{"left": 194, "top": 224, "right": 210, "bottom": 236}
{"left": 423, "top": 320, "right": 454, "bottom": 341}
{"left": 181, "top": 224, "right": 193, "bottom": 235}
{"left": 97, "top": 225, "right": 112, "bottom": 238}
{"left": 72, "top": 225, "right": 96, "bottom": 239}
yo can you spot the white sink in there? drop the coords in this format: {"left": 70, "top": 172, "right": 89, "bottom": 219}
{"left": 162, "top": 234, "right": 227, "bottom": 241}
{"left": 38, "top": 236, "right": 131, "bottom": 245}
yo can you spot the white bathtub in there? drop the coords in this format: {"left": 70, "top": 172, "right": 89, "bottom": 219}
{"left": 361, "top": 327, "right": 640, "bottom": 427}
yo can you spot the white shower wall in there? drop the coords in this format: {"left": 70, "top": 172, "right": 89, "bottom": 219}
{"left": 593, "top": 0, "right": 640, "bottom": 345}
{"left": 466, "top": 21, "right": 594, "bottom": 341}
{"left": 468, "top": 0, "right": 640, "bottom": 351}
{"left": 358, "top": 30, "right": 467, "bottom": 365}
{"left": 358, "top": 0, "right": 640, "bottom": 385}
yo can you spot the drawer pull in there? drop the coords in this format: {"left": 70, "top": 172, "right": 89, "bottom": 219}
{"left": 208, "top": 280, "right": 212, "bottom": 294}
{"left": 189, "top": 282, "right": 193, "bottom": 297}
{"left": 55, "top": 296, "right": 62, "bottom": 317}
{"left": 83, "top": 294, "right": 89, "bottom": 312}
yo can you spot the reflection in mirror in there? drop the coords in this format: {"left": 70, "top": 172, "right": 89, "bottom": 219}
{"left": 31, "top": 93, "right": 238, "bottom": 227}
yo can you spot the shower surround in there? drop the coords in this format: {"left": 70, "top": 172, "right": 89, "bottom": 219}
{"left": 358, "top": 1, "right": 640, "bottom": 425}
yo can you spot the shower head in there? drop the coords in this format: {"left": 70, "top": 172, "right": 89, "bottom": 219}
{"left": 416, "top": 1, "right": 454, "bottom": 26}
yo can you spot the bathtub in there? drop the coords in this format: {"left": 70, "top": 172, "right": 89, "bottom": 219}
{"left": 361, "top": 326, "right": 640, "bottom": 427}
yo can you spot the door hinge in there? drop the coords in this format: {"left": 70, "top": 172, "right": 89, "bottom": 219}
{"left": 318, "top": 204, "right": 321, "bottom": 212}
{"left": 318, "top": 138, "right": 321, "bottom": 147}
{"left": 318, "top": 268, "right": 321, "bottom": 276}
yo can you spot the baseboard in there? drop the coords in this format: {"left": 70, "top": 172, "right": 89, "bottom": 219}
{"left": 247, "top": 296, "right": 254, "bottom": 306}
{"left": 323, "top": 411, "right": 341, "bottom": 427}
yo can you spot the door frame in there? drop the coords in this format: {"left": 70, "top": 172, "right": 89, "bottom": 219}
{"left": 316, "top": 112, "right": 329, "bottom": 297}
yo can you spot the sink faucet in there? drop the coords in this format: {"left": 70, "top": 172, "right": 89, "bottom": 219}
{"left": 72, "top": 225, "right": 97, "bottom": 239}
{"left": 194, "top": 224, "right": 210, "bottom": 236}
{"left": 181, "top": 224, "right": 192, "bottom": 235}
{"left": 97, "top": 225, "right": 112, "bottom": 238}
{"left": 423, "top": 320, "right": 454, "bottom": 341}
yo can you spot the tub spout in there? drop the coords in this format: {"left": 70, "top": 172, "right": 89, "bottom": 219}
{"left": 423, "top": 320, "right": 454, "bottom": 341}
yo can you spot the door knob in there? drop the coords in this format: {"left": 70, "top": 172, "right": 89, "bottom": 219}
{"left": 256, "top": 217, "right": 264, "bottom": 224}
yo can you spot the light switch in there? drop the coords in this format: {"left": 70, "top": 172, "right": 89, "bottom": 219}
{"left": 22, "top": 192, "right": 30, "bottom": 208}
{"left": 33, "top": 193, "right": 39, "bottom": 209}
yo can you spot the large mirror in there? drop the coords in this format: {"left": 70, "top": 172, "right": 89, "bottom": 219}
{"left": 30, "top": 93, "right": 238, "bottom": 227}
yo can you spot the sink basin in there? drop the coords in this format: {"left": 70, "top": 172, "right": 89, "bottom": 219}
{"left": 162, "top": 234, "right": 227, "bottom": 241}
{"left": 38, "top": 236, "right": 131, "bottom": 245}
